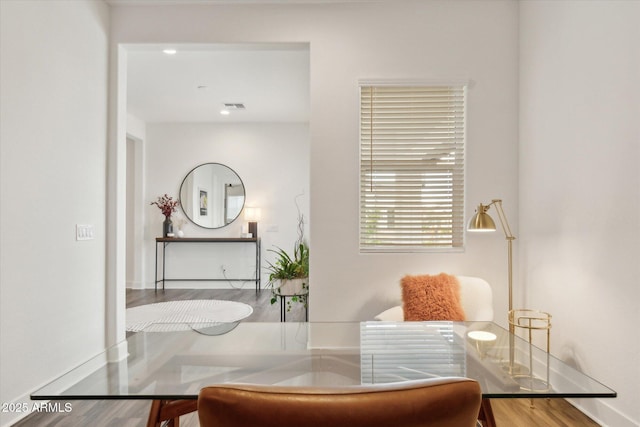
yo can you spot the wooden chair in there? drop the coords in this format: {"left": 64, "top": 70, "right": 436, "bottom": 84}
{"left": 198, "top": 377, "right": 481, "bottom": 427}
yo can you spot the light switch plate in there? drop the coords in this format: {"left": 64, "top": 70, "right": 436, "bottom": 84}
{"left": 76, "top": 224, "right": 94, "bottom": 241}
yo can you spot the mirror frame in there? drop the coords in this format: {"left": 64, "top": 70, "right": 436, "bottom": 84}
{"left": 179, "top": 162, "right": 246, "bottom": 229}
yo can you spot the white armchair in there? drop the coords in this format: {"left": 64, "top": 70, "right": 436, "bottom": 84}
{"left": 374, "top": 276, "right": 494, "bottom": 322}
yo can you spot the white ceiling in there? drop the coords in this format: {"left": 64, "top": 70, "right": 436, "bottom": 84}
{"left": 126, "top": 44, "right": 310, "bottom": 123}
{"left": 109, "top": 0, "right": 373, "bottom": 4}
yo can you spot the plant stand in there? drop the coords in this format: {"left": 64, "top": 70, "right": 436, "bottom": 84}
{"left": 278, "top": 294, "right": 308, "bottom": 322}
{"left": 272, "top": 278, "right": 309, "bottom": 322}
{"left": 508, "top": 309, "right": 552, "bottom": 394}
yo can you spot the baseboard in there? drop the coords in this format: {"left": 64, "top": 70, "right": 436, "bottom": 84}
{"left": 142, "top": 281, "right": 262, "bottom": 291}
{"left": 126, "top": 280, "right": 145, "bottom": 289}
{"left": 0, "top": 391, "right": 32, "bottom": 427}
{"left": 106, "top": 340, "right": 129, "bottom": 363}
{"left": 569, "top": 397, "right": 638, "bottom": 427}
{"left": 501, "top": 341, "right": 635, "bottom": 427}
{"left": 1, "top": 348, "right": 118, "bottom": 427}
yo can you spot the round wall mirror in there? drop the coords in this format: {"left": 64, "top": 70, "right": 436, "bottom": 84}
{"left": 179, "top": 163, "right": 245, "bottom": 229}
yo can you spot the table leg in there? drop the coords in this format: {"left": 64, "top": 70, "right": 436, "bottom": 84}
{"left": 162, "top": 242, "right": 166, "bottom": 291}
{"left": 478, "top": 398, "right": 497, "bottom": 427}
{"left": 146, "top": 399, "right": 197, "bottom": 427}
{"left": 280, "top": 296, "right": 286, "bottom": 322}
{"left": 255, "top": 239, "right": 261, "bottom": 294}
{"left": 147, "top": 400, "right": 161, "bottom": 427}
{"left": 154, "top": 242, "right": 158, "bottom": 293}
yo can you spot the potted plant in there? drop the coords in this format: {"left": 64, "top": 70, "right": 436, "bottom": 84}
{"left": 266, "top": 242, "right": 309, "bottom": 311}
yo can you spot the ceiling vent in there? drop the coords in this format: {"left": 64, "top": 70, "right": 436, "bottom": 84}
{"left": 223, "top": 103, "right": 246, "bottom": 110}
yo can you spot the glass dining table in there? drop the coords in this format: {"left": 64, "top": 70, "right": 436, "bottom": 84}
{"left": 32, "top": 321, "right": 616, "bottom": 427}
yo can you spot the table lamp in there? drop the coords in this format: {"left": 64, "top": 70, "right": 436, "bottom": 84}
{"left": 244, "top": 207, "right": 261, "bottom": 238}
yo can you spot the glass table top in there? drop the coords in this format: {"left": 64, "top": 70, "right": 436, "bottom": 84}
{"left": 32, "top": 321, "right": 616, "bottom": 400}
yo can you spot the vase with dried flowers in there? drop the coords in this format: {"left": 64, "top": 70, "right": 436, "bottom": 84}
{"left": 151, "top": 194, "right": 179, "bottom": 237}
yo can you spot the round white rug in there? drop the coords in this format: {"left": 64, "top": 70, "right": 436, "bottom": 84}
{"left": 126, "top": 299, "right": 253, "bottom": 332}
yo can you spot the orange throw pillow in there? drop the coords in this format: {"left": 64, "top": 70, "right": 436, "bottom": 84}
{"left": 401, "top": 273, "right": 466, "bottom": 321}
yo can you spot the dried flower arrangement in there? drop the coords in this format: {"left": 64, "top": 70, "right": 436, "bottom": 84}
{"left": 151, "top": 194, "right": 179, "bottom": 218}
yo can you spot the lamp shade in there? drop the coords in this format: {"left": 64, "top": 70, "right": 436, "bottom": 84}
{"left": 467, "top": 204, "right": 496, "bottom": 232}
{"left": 244, "top": 207, "right": 261, "bottom": 222}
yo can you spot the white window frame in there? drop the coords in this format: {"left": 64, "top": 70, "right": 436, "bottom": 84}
{"left": 359, "top": 79, "right": 467, "bottom": 253}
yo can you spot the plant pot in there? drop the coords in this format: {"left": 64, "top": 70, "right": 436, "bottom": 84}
{"left": 273, "top": 278, "right": 309, "bottom": 296}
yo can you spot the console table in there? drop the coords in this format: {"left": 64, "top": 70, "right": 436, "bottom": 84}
{"left": 154, "top": 237, "right": 261, "bottom": 293}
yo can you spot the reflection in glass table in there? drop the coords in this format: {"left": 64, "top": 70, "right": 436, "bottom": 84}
{"left": 32, "top": 321, "right": 615, "bottom": 427}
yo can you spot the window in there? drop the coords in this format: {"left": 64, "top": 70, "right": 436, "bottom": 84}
{"left": 359, "top": 83, "right": 466, "bottom": 252}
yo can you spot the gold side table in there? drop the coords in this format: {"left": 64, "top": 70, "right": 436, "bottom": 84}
{"left": 509, "top": 309, "right": 552, "bottom": 393}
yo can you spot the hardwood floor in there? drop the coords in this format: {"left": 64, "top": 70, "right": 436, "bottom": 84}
{"left": 492, "top": 398, "right": 600, "bottom": 427}
{"left": 126, "top": 287, "right": 307, "bottom": 322}
{"left": 13, "top": 289, "right": 598, "bottom": 426}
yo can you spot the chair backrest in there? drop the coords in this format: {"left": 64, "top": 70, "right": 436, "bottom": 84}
{"left": 457, "top": 276, "right": 494, "bottom": 322}
{"left": 198, "top": 377, "right": 481, "bottom": 427}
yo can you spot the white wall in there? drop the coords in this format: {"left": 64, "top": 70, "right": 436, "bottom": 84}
{"left": 111, "top": 0, "right": 520, "bottom": 322}
{"left": 1, "top": 1, "right": 633, "bottom": 426}
{"left": 126, "top": 113, "right": 146, "bottom": 289}
{"left": 143, "top": 123, "right": 310, "bottom": 289}
{"left": 519, "top": 1, "right": 640, "bottom": 426}
{"left": 126, "top": 112, "right": 146, "bottom": 141}
{"left": 0, "top": 1, "right": 109, "bottom": 426}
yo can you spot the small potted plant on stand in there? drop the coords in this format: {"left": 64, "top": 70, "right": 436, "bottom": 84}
{"left": 267, "top": 194, "right": 309, "bottom": 320}
{"left": 266, "top": 242, "right": 309, "bottom": 318}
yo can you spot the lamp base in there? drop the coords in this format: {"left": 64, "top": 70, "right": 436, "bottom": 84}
{"left": 248, "top": 221, "right": 257, "bottom": 238}
{"left": 512, "top": 374, "right": 552, "bottom": 393}
{"left": 502, "top": 362, "right": 530, "bottom": 376}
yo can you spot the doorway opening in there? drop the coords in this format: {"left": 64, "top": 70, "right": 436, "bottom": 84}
{"left": 121, "top": 43, "right": 310, "bottom": 325}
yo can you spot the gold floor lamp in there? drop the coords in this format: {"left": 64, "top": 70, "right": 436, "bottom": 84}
{"left": 467, "top": 199, "right": 516, "bottom": 326}
{"left": 467, "top": 199, "right": 521, "bottom": 375}
{"left": 468, "top": 200, "right": 552, "bottom": 386}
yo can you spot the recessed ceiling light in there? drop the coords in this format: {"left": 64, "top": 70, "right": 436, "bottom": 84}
{"left": 220, "top": 103, "right": 245, "bottom": 116}
{"left": 224, "top": 103, "right": 246, "bottom": 110}
{"left": 163, "top": 49, "right": 177, "bottom": 55}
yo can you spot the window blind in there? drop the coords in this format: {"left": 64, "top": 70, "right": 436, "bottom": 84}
{"left": 359, "top": 84, "right": 466, "bottom": 251}
{"left": 360, "top": 322, "right": 466, "bottom": 384}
